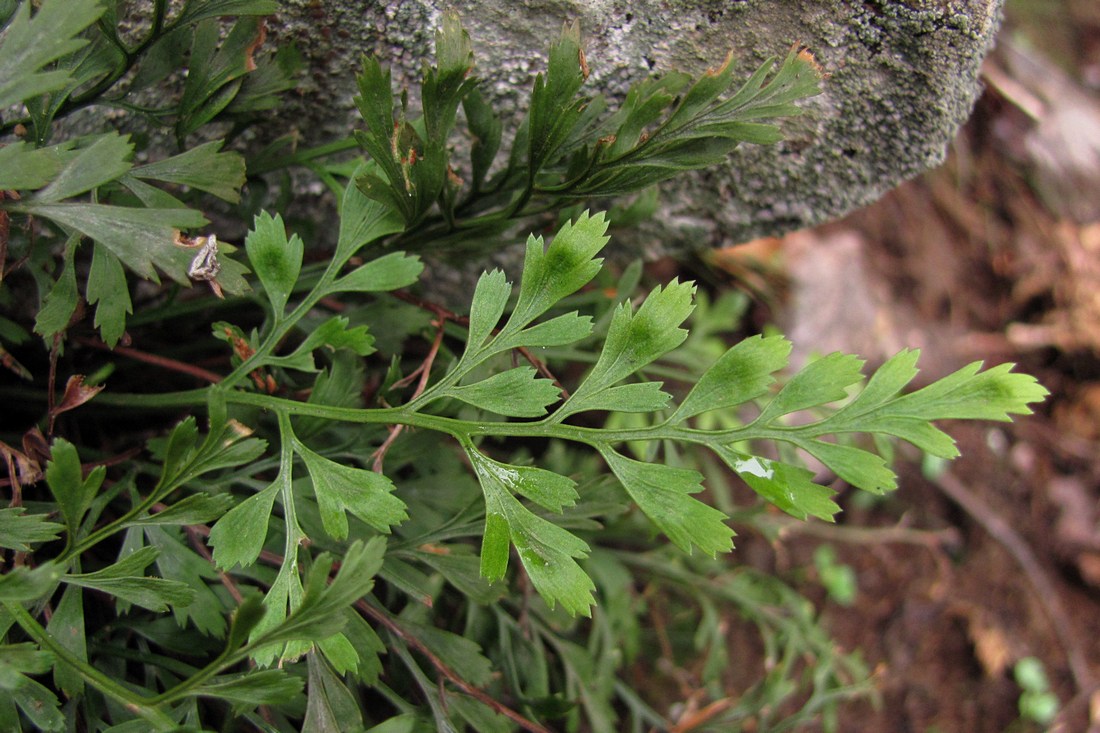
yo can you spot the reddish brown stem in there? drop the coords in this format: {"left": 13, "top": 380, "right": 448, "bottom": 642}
{"left": 77, "top": 337, "right": 223, "bottom": 384}
{"left": 372, "top": 320, "right": 446, "bottom": 473}
{"left": 356, "top": 598, "right": 554, "bottom": 733}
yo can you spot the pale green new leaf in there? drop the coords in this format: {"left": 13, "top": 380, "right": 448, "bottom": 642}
{"left": 0, "top": 0, "right": 104, "bottom": 108}
{"left": 601, "top": 448, "right": 733, "bottom": 556}
{"left": 800, "top": 440, "right": 896, "bottom": 495}
{"left": 63, "top": 546, "right": 196, "bottom": 612}
{"left": 498, "top": 311, "right": 593, "bottom": 350}
{"left": 332, "top": 251, "right": 423, "bottom": 293}
{"left": 464, "top": 270, "right": 511, "bottom": 353}
{"left": 467, "top": 449, "right": 578, "bottom": 512}
{"left": 753, "top": 352, "right": 866, "bottom": 426}
{"left": 555, "top": 381, "right": 671, "bottom": 414}
{"left": 209, "top": 481, "right": 280, "bottom": 569}
{"left": 0, "top": 507, "right": 62, "bottom": 551}
{"left": 467, "top": 446, "right": 592, "bottom": 615}
{"left": 561, "top": 279, "right": 695, "bottom": 414}
{"left": 34, "top": 132, "right": 132, "bottom": 202}
{"left": 881, "top": 361, "right": 1048, "bottom": 425}
{"left": 447, "top": 367, "right": 561, "bottom": 417}
{"left": 503, "top": 211, "right": 610, "bottom": 330}
{"left": 712, "top": 447, "right": 840, "bottom": 521}
{"left": 86, "top": 243, "right": 132, "bottom": 348}
{"left": 297, "top": 443, "right": 407, "bottom": 540}
{"left": 674, "top": 334, "right": 791, "bottom": 421}
{"left": 246, "top": 211, "right": 303, "bottom": 315}
{"left": 131, "top": 140, "right": 246, "bottom": 203}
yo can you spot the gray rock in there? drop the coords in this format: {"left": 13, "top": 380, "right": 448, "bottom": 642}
{"left": 266, "top": 0, "right": 1003, "bottom": 253}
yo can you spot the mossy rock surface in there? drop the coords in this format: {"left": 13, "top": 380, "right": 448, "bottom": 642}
{"left": 269, "top": 0, "right": 1001, "bottom": 253}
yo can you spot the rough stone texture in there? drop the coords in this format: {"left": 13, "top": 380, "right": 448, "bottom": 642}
{"left": 264, "top": 0, "right": 1003, "bottom": 256}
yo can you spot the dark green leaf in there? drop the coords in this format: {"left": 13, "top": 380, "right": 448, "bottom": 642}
{"left": 303, "top": 652, "right": 365, "bottom": 733}
{"left": 191, "top": 669, "right": 304, "bottom": 706}
{"left": 712, "top": 446, "right": 840, "bottom": 521}
{"left": 63, "top": 546, "right": 196, "bottom": 611}
{"left": 86, "top": 243, "right": 132, "bottom": 348}
{"left": 177, "top": 17, "right": 266, "bottom": 138}
{"left": 226, "top": 593, "right": 267, "bottom": 652}
{"left": 174, "top": 0, "right": 278, "bottom": 25}
{"left": 127, "top": 493, "right": 236, "bottom": 527}
{"left": 0, "top": 142, "right": 61, "bottom": 189}
{"left": 0, "top": 0, "right": 104, "bottom": 107}
{"left": 0, "top": 507, "right": 62, "bottom": 551}
{"left": 463, "top": 89, "right": 502, "bottom": 191}
{"left": 447, "top": 367, "right": 561, "bottom": 417}
{"left": 45, "top": 585, "right": 86, "bottom": 696}
{"left": 527, "top": 22, "right": 588, "bottom": 174}
{"left": 601, "top": 448, "right": 733, "bottom": 556}
{"left": 208, "top": 481, "right": 279, "bottom": 569}
{"left": 415, "top": 546, "right": 502, "bottom": 604}
{"left": 400, "top": 621, "right": 493, "bottom": 687}
{"left": 34, "top": 132, "right": 132, "bottom": 202}
{"left": 9, "top": 675, "right": 64, "bottom": 732}
{"left": 332, "top": 251, "right": 423, "bottom": 293}
{"left": 145, "top": 527, "right": 227, "bottom": 636}
{"left": 33, "top": 235, "right": 79, "bottom": 339}
{"left": 0, "top": 562, "right": 63, "bottom": 602}
{"left": 131, "top": 140, "right": 247, "bottom": 203}
{"left": 45, "top": 437, "right": 105, "bottom": 536}
{"left": 674, "top": 334, "right": 791, "bottom": 421}
{"left": 504, "top": 211, "right": 609, "bottom": 330}
{"left": 11, "top": 201, "right": 205, "bottom": 281}
{"left": 296, "top": 443, "right": 407, "bottom": 540}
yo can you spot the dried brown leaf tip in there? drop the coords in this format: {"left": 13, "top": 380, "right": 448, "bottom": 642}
{"left": 245, "top": 20, "right": 268, "bottom": 73}
{"left": 706, "top": 52, "right": 734, "bottom": 77}
{"left": 794, "top": 44, "right": 824, "bottom": 76}
{"left": 50, "top": 375, "right": 104, "bottom": 420}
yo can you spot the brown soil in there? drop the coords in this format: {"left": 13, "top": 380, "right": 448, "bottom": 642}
{"left": 718, "top": 11, "right": 1100, "bottom": 731}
